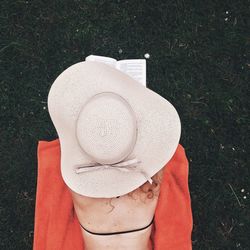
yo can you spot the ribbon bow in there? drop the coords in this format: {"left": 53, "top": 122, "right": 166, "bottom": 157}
{"left": 74, "top": 158, "right": 153, "bottom": 184}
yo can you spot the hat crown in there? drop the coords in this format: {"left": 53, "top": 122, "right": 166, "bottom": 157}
{"left": 76, "top": 92, "right": 138, "bottom": 165}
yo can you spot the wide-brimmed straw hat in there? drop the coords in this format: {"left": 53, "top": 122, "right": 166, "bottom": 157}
{"left": 48, "top": 61, "right": 181, "bottom": 198}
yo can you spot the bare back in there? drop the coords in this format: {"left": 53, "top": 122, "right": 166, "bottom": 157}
{"left": 70, "top": 181, "right": 162, "bottom": 250}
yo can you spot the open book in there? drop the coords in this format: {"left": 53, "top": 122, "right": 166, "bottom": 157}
{"left": 85, "top": 55, "right": 146, "bottom": 87}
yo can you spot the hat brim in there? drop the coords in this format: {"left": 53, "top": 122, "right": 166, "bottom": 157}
{"left": 48, "top": 61, "right": 181, "bottom": 198}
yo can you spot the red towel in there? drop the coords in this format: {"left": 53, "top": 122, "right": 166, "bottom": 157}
{"left": 33, "top": 139, "right": 193, "bottom": 250}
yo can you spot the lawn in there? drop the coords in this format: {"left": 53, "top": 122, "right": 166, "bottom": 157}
{"left": 0, "top": 0, "right": 249, "bottom": 249}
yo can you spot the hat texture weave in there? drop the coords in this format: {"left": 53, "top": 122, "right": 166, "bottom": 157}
{"left": 48, "top": 61, "right": 181, "bottom": 198}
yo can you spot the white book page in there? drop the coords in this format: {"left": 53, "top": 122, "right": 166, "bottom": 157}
{"left": 116, "top": 59, "right": 146, "bottom": 86}
{"left": 85, "top": 55, "right": 147, "bottom": 86}
{"left": 85, "top": 55, "right": 117, "bottom": 68}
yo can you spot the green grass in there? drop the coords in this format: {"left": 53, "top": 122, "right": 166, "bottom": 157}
{"left": 0, "top": 0, "right": 249, "bottom": 249}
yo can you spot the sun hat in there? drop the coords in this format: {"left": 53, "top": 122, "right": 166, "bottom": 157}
{"left": 47, "top": 61, "right": 181, "bottom": 198}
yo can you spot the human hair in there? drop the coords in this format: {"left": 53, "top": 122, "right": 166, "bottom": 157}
{"left": 107, "top": 166, "right": 165, "bottom": 212}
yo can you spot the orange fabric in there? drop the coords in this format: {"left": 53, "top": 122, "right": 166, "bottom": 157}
{"left": 33, "top": 139, "right": 193, "bottom": 250}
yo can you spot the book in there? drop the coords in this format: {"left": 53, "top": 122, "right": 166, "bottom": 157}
{"left": 85, "top": 55, "right": 146, "bottom": 87}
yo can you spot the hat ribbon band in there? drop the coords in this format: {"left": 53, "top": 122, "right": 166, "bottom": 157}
{"left": 74, "top": 158, "right": 153, "bottom": 184}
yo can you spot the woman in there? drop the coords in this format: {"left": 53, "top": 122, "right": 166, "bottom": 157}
{"left": 33, "top": 61, "right": 192, "bottom": 250}
{"left": 70, "top": 167, "right": 164, "bottom": 250}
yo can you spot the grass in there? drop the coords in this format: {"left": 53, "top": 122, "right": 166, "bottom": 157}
{"left": 0, "top": 0, "right": 249, "bottom": 249}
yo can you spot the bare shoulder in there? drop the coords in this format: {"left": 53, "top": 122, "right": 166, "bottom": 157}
{"left": 69, "top": 166, "right": 166, "bottom": 233}
{"left": 70, "top": 166, "right": 165, "bottom": 210}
